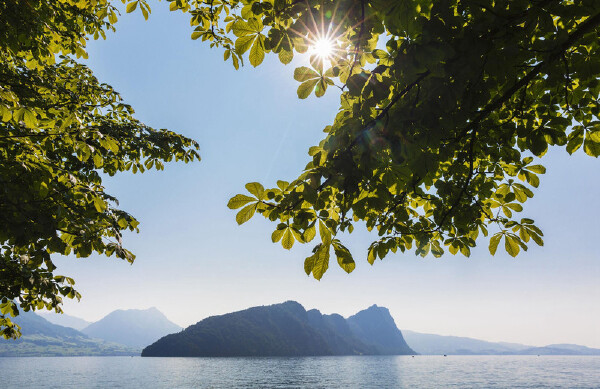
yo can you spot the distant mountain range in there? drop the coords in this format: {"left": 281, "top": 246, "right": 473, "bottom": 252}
{"left": 0, "top": 312, "right": 137, "bottom": 356}
{"left": 81, "top": 307, "right": 182, "bottom": 348}
{"left": 142, "top": 301, "right": 415, "bottom": 357}
{"left": 3, "top": 304, "right": 599, "bottom": 357}
{"left": 0, "top": 307, "right": 181, "bottom": 356}
{"left": 402, "top": 331, "right": 600, "bottom": 355}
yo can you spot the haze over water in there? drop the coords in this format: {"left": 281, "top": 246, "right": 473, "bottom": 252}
{"left": 1, "top": 355, "right": 599, "bottom": 388}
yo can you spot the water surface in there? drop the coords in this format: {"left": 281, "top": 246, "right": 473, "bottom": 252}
{"left": 1, "top": 355, "right": 598, "bottom": 388}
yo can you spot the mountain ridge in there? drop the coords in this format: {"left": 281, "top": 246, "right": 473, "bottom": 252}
{"left": 402, "top": 330, "right": 600, "bottom": 355}
{"left": 81, "top": 307, "right": 182, "bottom": 348}
{"left": 142, "top": 301, "right": 416, "bottom": 357}
{"left": 0, "top": 312, "right": 138, "bottom": 356}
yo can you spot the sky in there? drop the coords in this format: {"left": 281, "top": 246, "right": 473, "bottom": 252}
{"left": 53, "top": 4, "right": 600, "bottom": 348}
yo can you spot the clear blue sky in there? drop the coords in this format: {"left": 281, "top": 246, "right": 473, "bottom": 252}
{"left": 55, "top": 4, "right": 600, "bottom": 348}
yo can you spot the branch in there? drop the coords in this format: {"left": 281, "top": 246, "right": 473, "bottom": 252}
{"left": 436, "top": 126, "right": 478, "bottom": 230}
{"left": 478, "top": 11, "right": 600, "bottom": 127}
{"left": 562, "top": 53, "right": 572, "bottom": 112}
{"left": 341, "top": 0, "right": 365, "bottom": 91}
{"left": 347, "top": 70, "right": 431, "bottom": 150}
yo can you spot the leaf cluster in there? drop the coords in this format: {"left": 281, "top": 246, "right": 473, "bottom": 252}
{"left": 178, "top": 0, "right": 600, "bottom": 279}
{"left": 1, "top": 0, "right": 199, "bottom": 337}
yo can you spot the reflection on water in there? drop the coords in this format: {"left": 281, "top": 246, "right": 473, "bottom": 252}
{"left": 0, "top": 355, "right": 598, "bottom": 388}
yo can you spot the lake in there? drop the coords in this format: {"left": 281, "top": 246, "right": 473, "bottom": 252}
{"left": 1, "top": 355, "right": 598, "bottom": 388}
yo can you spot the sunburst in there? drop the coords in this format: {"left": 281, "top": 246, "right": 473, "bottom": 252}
{"left": 309, "top": 38, "right": 335, "bottom": 60}
{"left": 290, "top": 4, "right": 351, "bottom": 66}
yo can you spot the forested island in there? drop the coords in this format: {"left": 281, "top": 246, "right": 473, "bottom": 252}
{"left": 142, "top": 301, "right": 415, "bottom": 357}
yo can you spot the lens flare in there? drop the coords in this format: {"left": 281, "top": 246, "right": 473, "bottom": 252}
{"left": 310, "top": 38, "right": 335, "bottom": 60}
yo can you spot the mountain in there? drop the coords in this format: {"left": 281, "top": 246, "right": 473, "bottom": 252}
{"left": 38, "top": 312, "right": 91, "bottom": 331}
{"left": 348, "top": 305, "right": 415, "bottom": 355}
{"left": 81, "top": 307, "right": 182, "bottom": 349}
{"left": 0, "top": 312, "right": 138, "bottom": 356}
{"left": 402, "top": 330, "right": 530, "bottom": 355}
{"left": 519, "top": 344, "right": 600, "bottom": 355}
{"left": 305, "top": 309, "right": 377, "bottom": 355}
{"left": 142, "top": 301, "right": 415, "bottom": 357}
{"left": 402, "top": 331, "right": 600, "bottom": 355}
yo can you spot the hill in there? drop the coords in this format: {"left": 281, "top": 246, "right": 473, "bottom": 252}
{"left": 402, "top": 330, "right": 529, "bottom": 355}
{"left": 81, "top": 307, "right": 182, "bottom": 349}
{"left": 519, "top": 344, "right": 600, "bottom": 355}
{"left": 401, "top": 331, "right": 600, "bottom": 355}
{"left": 142, "top": 301, "right": 415, "bottom": 357}
{"left": 0, "top": 312, "right": 137, "bottom": 356}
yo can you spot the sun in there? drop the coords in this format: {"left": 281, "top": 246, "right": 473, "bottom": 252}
{"left": 309, "top": 38, "right": 335, "bottom": 60}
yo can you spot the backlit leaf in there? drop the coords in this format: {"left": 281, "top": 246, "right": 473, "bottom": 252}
{"left": 227, "top": 194, "right": 257, "bottom": 209}
{"left": 236, "top": 203, "right": 256, "bottom": 225}
{"left": 281, "top": 228, "right": 294, "bottom": 249}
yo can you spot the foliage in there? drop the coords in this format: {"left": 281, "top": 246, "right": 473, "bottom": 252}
{"left": 0, "top": 0, "right": 199, "bottom": 338}
{"left": 170, "top": 0, "right": 600, "bottom": 279}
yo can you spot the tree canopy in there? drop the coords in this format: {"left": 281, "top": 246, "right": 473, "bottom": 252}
{"left": 2, "top": 0, "right": 599, "bottom": 337}
{"left": 166, "top": 0, "right": 599, "bottom": 279}
{"left": 0, "top": 0, "right": 199, "bottom": 338}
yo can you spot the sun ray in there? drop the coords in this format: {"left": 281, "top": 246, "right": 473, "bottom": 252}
{"left": 288, "top": 2, "right": 366, "bottom": 67}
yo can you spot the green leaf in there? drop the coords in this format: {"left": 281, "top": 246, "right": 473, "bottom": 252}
{"left": 304, "top": 253, "right": 316, "bottom": 276}
{"left": 227, "top": 194, "right": 257, "bottom": 209}
{"left": 527, "top": 165, "right": 546, "bottom": 174}
{"left": 22, "top": 109, "right": 37, "bottom": 128}
{"left": 566, "top": 129, "right": 584, "bottom": 154}
{"left": 505, "top": 203, "right": 523, "bottom": 212}
{"left": 529, "top": 230, "right": 544, "bottom": 246}
{"left": 249, "top": 35, "right": 265, "bottom": 67}
{"left": 281, "top": 228, "right": 294, "bottom": 249}
{"left": 583, "top": 139, "right": 600, "bottom": 157}
{"left": 235, "top": 35, "right": 255, "bottom": 55}
{"left": 108, "top": 10, "right": 118, "bottom": 24}
{"left": 303, "top": 225, "right": 316, "bottom": 242}
{"left": 0, "top": 301, "right": 15, "bottom": 316}
{"left": 291, "top": 227, "right": 304, "bottom": 243}
{"left": 271, "top": 227, "right": 285, "bottom": 243}
{"left": 93, "top": 154, "right": 103, "bottom": 168}
{"left": 504, "top": 235, "right": 520, "bottom": 257}
{"left": 297, "top": 79, "right": 319, "bottom": 99}
{"left": 332, "top": 240, "right": 355, "bottom": 274}
{"left": 367, "top": 247, "right": 377, "bottom": 265}
{"left": 245, "top": 182, "right": 264, "bottom": 199}
{"left": 294, "top": 66, "right": 319, "bottom": 82}
{"left": 236, "top": 203, "right": 256, "bottom": 225}
{"left": 315, "top": 79, "right": 327, "bottom": 97}
{"left": 278, "top": 50, "right": 293, "bottom": 64}
{"left": 319, "top": 219, "right": 331, "bottom": 245}
{"left": 140, "top": 3, "right": 149, "bottom": 20}
{"left": 92, "top": 196, "right": 106, "bottom": 213}
{"left": 126, "top": 1, "right": 138, "bottom": 13}
{"left": 311, "top": 243, "right": 330, "bottom": 280}
{"left": 232, "top": 21, "right": 257, "bottom": 37}
{"left": 276, "top": 180, "right": 289, "bottom": 191}
{"left": 346, "top": 73, "right": 368, "bottom": 96}
{"left": 0, "top": 105, "right": 11, "bottom": 121}
{"left": 489, "top": 233, "right": 502, "bottom": 255}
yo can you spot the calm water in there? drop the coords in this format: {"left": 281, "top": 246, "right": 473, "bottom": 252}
{"left": 0, "top": 355, "right": 598, "bottom": 388}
